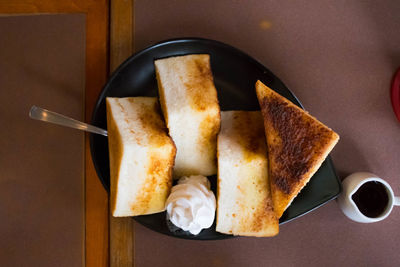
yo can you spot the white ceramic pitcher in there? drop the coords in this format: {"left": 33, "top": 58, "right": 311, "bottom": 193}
{"left": 337, "top": 172, "right": 400, "bottom": 223}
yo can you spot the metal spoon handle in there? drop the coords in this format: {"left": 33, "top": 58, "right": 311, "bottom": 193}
{"left": 29, "top": 105, "right": 108, "bottom": 136}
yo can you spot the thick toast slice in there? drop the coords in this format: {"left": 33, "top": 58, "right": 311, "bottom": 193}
{"left": 255, "top": 81, "right": 339, "bottom": 218}
{"left": 154, "top": 54, "right": 220, "bottom": 178}
{"left": 216, "top": 111, "right": 279, "bottom": 237}
{"left": 106, "top": 97, "right": 176, "bottom": 216}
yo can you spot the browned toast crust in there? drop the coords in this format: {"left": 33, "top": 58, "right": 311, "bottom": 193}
{"left": 255, "top": 81, "right": 339, "bottom": 218}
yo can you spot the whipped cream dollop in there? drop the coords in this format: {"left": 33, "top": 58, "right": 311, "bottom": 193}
{"left": 165, "top": 175, "right": 216, "bottom": 235}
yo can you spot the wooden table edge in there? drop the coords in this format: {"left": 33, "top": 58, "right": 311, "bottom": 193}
{"left": 109, "top": 0, "right": 135, "bottom": 267}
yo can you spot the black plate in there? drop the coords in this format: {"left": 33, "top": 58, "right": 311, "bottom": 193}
{"left": 90, "top": 38, "right": 341, "bottom": 240}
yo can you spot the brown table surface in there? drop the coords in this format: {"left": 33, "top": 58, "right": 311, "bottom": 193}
{"left": 132, "top": 1, "right": 400, "bottom": 266}
{"left": 0, "top": 14, "right": 86, "bottom": 267}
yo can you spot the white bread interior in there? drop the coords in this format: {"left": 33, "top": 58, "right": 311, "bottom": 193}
{"left": 216, "top": 111, "right": 279, "bottom": 237}
{"left": 106, "top": 97, "right": 176, "bottom": 217}
{"left": 154, "top": 54, "right": 220, "bottom": 178}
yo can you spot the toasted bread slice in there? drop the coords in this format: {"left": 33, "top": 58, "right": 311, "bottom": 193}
{"left": 255, "top": 80, "right": 339, "bottom": 218}
{"left": 216, "top": 111, "right": 279, "bottom": 237}
{"left": 106, "top": 97, "right": 176, "bottom": 217}
{"left": 154, "top": 54, "right": 220, "bottom": 178}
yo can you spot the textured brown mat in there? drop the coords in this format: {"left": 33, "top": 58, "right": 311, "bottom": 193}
{"left": 0, "top": 14, "right": 85, "bottom": 267}
{"left": 134, "top": 1, "right": 400, "bottom": 266}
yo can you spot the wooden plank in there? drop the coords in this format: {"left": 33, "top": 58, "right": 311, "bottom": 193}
{"left": 0, "top": 0, "right": 90, "bottom": 13}
{"left": 84, "top": 4, "right": 110, "bottom": 267}
{"left": 110, "top": 0, "right": 134, "bottom": 71}
{"left": 109, "top": 0, "right": 135, "bottom": 266}
{"left": 0, "top": 1, "right": 110, "bottom": 267}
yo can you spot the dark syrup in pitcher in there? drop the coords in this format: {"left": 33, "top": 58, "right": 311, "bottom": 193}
{"left": 351, "top": 181, "right": 389, "bottom": 218}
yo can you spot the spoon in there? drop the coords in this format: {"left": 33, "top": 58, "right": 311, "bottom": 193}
{"left": 29, "top": 105, "right": 108, "bottom": 136}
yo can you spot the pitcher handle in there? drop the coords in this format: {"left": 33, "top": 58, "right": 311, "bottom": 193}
{"left": 394, "top": 196, "right": 400, "bottom": 206}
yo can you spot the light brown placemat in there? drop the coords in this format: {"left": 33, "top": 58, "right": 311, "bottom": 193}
{"left": 133, "top": 1, "right": 400, "bottom": 266}
{"left": 0, "top": 14, "right": 85, "bottom": 267}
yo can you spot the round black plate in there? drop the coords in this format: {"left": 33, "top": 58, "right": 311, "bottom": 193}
{"left": 90, "top": 38, "right": 341, "bottom": 240}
